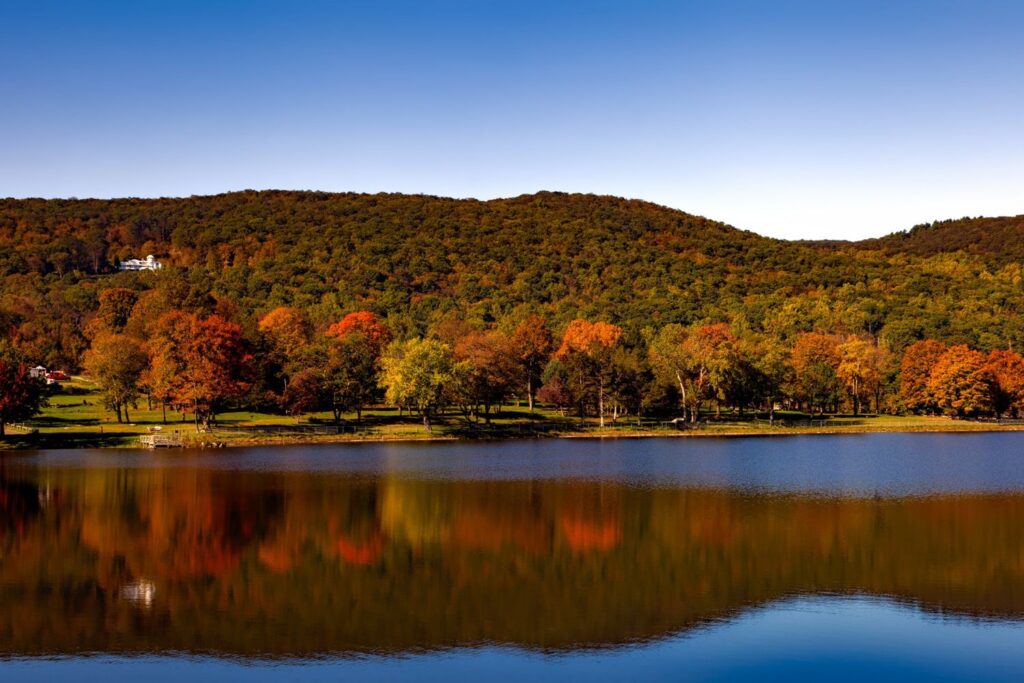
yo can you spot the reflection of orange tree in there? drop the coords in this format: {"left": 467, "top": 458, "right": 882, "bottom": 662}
{"left": 78, "top": 469, "right": 276, "bottom": 581}
{"left": 557, "top": 483, "right": 621, "bottom": 553}
{"left": 3, "top": 469, "right": 1024, "bottom": 657}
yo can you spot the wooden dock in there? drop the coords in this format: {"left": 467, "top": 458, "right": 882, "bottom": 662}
{"left": 139, "top": 433, "right": 184, "bottom": 448}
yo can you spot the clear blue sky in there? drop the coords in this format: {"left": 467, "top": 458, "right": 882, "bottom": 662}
{"left": 2, "top": 0, "right": 1022, "bottom": 239}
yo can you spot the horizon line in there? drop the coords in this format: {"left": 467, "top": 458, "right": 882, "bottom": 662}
{"left": 2, "top": 187, "right": 1017, "bottom": 244}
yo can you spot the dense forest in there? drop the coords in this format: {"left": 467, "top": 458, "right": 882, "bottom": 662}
{"left": 2, "top": 190, "right": 1024, "bottom": 426}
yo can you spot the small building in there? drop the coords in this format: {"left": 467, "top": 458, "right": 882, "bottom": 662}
{"left": 46, "top": 370, "right": 70, "bottom": 382}
{"left": 29, "top": 365, "right": 47, "bottom": 380}
{"left": 119, "top": 255, "right": 163, "bottom": 271}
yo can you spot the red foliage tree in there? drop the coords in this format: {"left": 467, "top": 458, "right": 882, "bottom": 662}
{"left": 0, "top": 347, "right": 46, "bottom": 437}
{"left": 148, "top": 311, "right": 253, "bottom": 430}
{"left": 326, "top": 311, "right": 392, "bottom": 358}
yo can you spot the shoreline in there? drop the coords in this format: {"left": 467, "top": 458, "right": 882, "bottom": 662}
{"left": 5, "top": 420, "right": 1024, "bottom": 451}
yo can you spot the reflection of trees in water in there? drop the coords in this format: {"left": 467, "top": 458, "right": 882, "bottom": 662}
{"left": 1, "top": 466, "right": 1023, "bottom": 656}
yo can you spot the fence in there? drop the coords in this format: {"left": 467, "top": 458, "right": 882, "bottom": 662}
{"left": 139, "top": 433, "right": 185, "bottom": 448}
{"left": 5, "top": 423, "right": 37, "bottom": 434}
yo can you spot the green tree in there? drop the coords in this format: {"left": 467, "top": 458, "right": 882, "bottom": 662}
{"left": 324, "top": 332, "right": 381, "bottom": 423}
{"left": 380, "top": 338, "right": 463, "bottom": 432}
{"left": 82, "top": 333, "right": 148, "bottom": 422}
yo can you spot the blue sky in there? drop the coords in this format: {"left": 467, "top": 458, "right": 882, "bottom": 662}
{"left": 1, "top": 0, "right": 1022, "bottom": 239}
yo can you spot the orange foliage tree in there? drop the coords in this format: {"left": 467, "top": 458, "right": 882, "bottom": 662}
{"left": 837, "top": 337, "right": 891, "bottom": 415}
{"left": 899, "top": 340, "right": 947, "bottom": 414}
{"left": 555, "top": 319, "right": 622, "bottom": 426}
{"left": 790, "top": 333, "right": 842, "bottom": 414}
{"left": 927, "top": 345, "right": 994, "bottom": 417}
{"left": 509, "top": 315, "right": 554, "bottom": 411}
{"left": 985, "top": 349, "right": 1024, "bottom": 418}
{"left": 682, "top": 323, "right": 739, "bottom": 420}
{"left": 258, "top": 307, "right": 311, "bottom": 361}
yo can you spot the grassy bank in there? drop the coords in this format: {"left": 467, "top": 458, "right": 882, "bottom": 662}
{"left": 2, "top": 379, "right": 1022, "bottom": 450}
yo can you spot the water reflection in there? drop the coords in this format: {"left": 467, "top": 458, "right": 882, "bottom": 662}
{"left": 2, "top": 458, "right": 1024, "bottom": 659}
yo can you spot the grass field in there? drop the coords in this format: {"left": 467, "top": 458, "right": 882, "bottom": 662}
{"left": 1, "top": 377, "right": 1021, "bottom": 450}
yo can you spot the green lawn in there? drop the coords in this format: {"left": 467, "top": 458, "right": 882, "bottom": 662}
{"left": 2, "top": 378, "right": 1018, "bottom": 450}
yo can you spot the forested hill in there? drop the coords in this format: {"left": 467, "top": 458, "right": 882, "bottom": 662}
{"left": 2, "top": 190, "right": 1024, "bottom": 369}
{"left": 854, "top": 215, "right": 1024, "bottom": 262}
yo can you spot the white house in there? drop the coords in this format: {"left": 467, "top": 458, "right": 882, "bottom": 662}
{"left": 29, "top": 365, "right": 47, "bottom": 380}
{"left": 119, "top": 255, "right": 163, "bottom": 271}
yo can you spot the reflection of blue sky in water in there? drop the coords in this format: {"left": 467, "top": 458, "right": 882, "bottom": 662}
{"left": 18, "top": 432, "right": 1024, "bottom": 495}
{"left": 3, "top": 596, "right": 1022, "bottom": 682}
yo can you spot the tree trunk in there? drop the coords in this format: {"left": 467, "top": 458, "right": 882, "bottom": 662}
{"left": 598, "top": 380, "right": 605, "bottom": 428}
{"left": 676, "top": 371, "right": 688, "bottom": 422}
{"left": 422, "top": 411, "right": 431, "bottom": 432}
{"left": 527, "top": 377, "right": 535, "bottom": 412}
{"left": 162, "top": 402, "right": 167, "bottom": 424}
{"left": 115, "top": 404, "right": 123, "bottom": 423}
{"left": 124, "top": 404, "right": 130, "bottom": 423}
{"left": 0, "top": 421, "right": 5, "bottom": 437}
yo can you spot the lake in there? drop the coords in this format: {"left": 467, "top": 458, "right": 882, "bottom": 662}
{"left": 2, "top": 433, "right": 1024, "bottom": 681}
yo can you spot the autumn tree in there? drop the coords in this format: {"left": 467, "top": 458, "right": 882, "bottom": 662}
{"left": 648, "top": 324, "right": 693, "bottom": 421}
{"left": 509, "top": 315, "right": 554, "bottom": 411}
{"left": 555, "top": 319, "right": 622, "bottom": 426}
{"left": 0, "top": 344, "right": 46, "bottom": 437}
{"left": 83, "top": 333, "right": 148, "bottom": 422}
{"left": 790, "top": 333, "right": 842, "bottom": 415}
{"left": 281, "top": 367, "right": 327, "bottom": 417}
{"left": 322, "top": 333, "right": 381, "bottom": 423}
{"left": 148, "top": 312, "right": 253, "bottom": 430}
{"left": 454, "top": 330, "right": 516, "bottom": 424}
{"left": 927, "top": 345, "right": 994, "bottom": 417}
{"left": 607, "top": 348, "right": 651, "bottom": 425}
{"left": 327, "top": 311, "right": 392, "bottom": 357}
{"left": 537, "top": 373, "right": 572, "bottom": 415}
{"left": 985, "top": 349, "right": 1024, "bottom": 417}
{"left": 747, "top": 334, "right": 791, "bottom": 425}
{"left": 321, "top": 311, "right": 393, "bottom": 423}
{"left": 258, "top": 307, "right": 311, "bottom": 364}
{"left": 836, "top": 337, "right": 890, "bottom": 415}
{"left": 379, "top": 338, "right": 464, "bottom": 432}
{"left": 90, "top": 287, "right": 139, "bottom": 336}
{"left": 683, "top": 323, "right": 739, "bottom": 419}
{"left": 899, "top": 340, "right": 946, "bottom": 414}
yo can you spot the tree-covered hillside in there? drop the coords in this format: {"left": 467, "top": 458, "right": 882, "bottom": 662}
{"left": 1, "top": 190, "right": 1023, "bottom": 371}
{"left": 857, "top": 215, "right": 1024, "bottom": 263}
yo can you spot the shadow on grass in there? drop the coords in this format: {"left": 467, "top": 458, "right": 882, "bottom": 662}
{"left": 29, "top": 415, "right": 102, "bottom": 427}
{"left": 445, "top": 420, "right": 588, "bottom": 439}
{"left": 1, "top": 431, "right": 138, "bottom": 449}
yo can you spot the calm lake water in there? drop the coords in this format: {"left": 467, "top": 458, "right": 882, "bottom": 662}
{"left": 2, "top": 433, "right": 1024, "bottom": 681}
